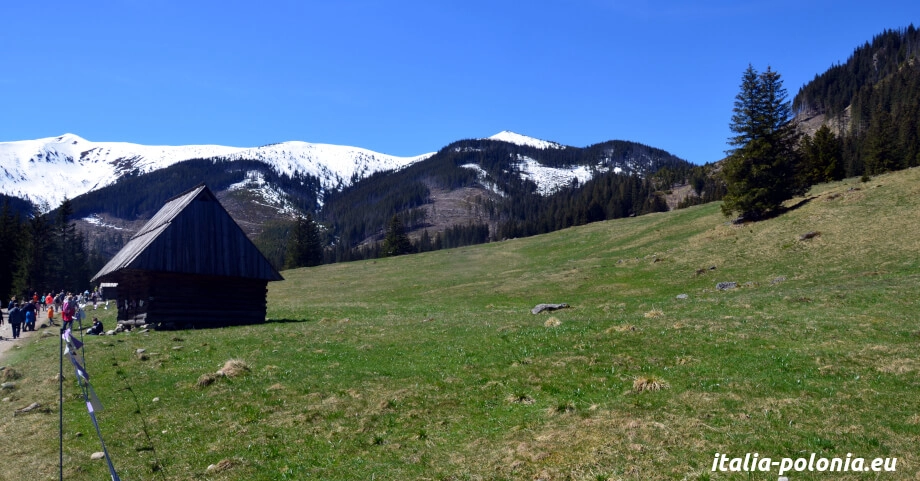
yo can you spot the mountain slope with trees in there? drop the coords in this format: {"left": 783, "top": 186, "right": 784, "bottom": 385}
{"left": 793, "top": 25, "right": 920, "bottom": 176}
{"left": 316, "top": 137, "right": 696, "bottom": 263}
{"left": 40, "top": 134, "right": 700, "bottom": 270}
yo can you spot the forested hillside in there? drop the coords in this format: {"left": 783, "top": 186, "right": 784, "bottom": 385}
{"left": 0, "top": 193, "right": 35, "bottom": 217}
{"left": 42, "top": 134, "right": 704, "bottom": 269}
{"left": 794, "top": 25, "right": 920, "bottom": 176}
{"left": 319, "top": 137, "right": 703, "bottom": 263}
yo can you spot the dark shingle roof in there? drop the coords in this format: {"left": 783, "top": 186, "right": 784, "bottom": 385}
{"left": 92, "top": 184, "right": 283, "bottom": 282}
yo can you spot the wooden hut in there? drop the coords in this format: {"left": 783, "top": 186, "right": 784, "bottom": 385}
{"left": 91, "top": 184, "right": 283, "bottom": 328}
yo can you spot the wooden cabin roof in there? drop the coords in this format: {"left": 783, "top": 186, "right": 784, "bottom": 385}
{"left": 92, "top": 184, "right": 284, "bottom": 282}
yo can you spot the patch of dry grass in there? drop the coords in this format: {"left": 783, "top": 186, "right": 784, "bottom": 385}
{"left": 206, "top": 458, "right": 235, "bottom": 473}
{"left": 632, "top": 376, "right": 670, "bottom": 392}
{"left": 605, "top": 324, "right": 638, "bottom": 333}
{"left": 1, "top": 366, "right": 20, "bottom": 381}
{"left": 216, "top": 359, "right": 250, "bottom": 378}
{"left": 196, "top": 372, "right": 217, "bottom": 387}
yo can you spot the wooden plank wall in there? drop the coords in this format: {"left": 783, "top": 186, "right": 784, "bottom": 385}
{"left": 114, "top": 272, "right": 269, "bottom": 329}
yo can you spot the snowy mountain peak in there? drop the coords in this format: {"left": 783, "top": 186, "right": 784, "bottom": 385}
{"left": 487, "top": 131, "right": 565, "bottom": 150}
{"left": 0, "top": 134, "right": 433, "bottom": 211}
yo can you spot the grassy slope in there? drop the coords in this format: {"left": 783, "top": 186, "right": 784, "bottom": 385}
{"left": 2, "top": 169, "right": 919, "bottom": 480}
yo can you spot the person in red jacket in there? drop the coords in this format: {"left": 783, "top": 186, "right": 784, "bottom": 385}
{"left": 61, "top": 294, "right": 76, "bottom": 331}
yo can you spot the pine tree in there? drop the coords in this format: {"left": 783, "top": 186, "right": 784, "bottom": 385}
{"left": 0, "top": 202, "right": 24, "bottom": 298}
{"left": 418, "top": 229, "right": 432, "bottom": 253}
{"left": 863, "top": 107, "right": 900, "bottom": 174}
{"left": 285, "top": 214, "right": 323, "bottom": 269}
{"left": 800, "top": 125, "right": 843, "bottom": 184}
{"left": 382, "top": 215, "right": 413, "bottom": 257}
{"left": 722, "top": 65, "right": 803, "bottom": 220}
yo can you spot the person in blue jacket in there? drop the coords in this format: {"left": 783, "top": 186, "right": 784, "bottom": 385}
{"left": 8, "top": 302, "right": 24, "bottom": 339}
{"left": 22, "top": 300, "right": 37, "bottom": 331}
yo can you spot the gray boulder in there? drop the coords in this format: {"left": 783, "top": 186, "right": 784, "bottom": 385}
{"left": 531, "top": 303, "right": 569, "bottom": 314}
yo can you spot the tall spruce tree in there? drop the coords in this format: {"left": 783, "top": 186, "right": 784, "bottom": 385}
{"left": 722, "top": 65, "right": 803, "bottom": 219}
{"left": 382, "top": 215, "right": 413, "bottom": 257}
{"left": 285, "top": 214, "right": 323, "bottom": 268}
{"left": 0, "top": 202, "right": 24, "bottom": 298}
{"left": 800, "top": 124, "right": 843, "bottom": 184}
{"left": 52, "top": 199, "right": 91, "bottom": 292}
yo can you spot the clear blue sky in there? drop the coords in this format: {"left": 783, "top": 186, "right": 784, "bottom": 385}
{"left": 1, "top": 1, "right": 917, "bottom": 164}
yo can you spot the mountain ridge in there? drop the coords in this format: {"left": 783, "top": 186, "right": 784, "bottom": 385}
{"left": 0, "top": 132, "right": 436, "bottom": 211}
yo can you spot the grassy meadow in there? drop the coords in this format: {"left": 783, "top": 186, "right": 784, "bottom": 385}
{"left": 2, "top": 168, "right": 920, "bottom": 480}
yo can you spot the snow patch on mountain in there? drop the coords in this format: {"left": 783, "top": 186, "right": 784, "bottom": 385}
{"left": 227, "top": 170, "right": 301, "bottom": 215}
{"left": 82, "top": 214, "right": 126, "bottom": 230}
{"left": 516, "top": 156, "right": 595, "bottom": 195}
{"left": 0, "top": 134, "right": 433, "bottom": 211}
{"left": 460, "top": 163, "right": 506, "bottom": 197}
{"left": 460, "top": 154, "right": 624, "bottom": 197}
{"left": 487, "top": 131, "right": 565, "bottom": 150}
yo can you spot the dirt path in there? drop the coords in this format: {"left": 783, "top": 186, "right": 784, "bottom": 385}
{"left": 0, "top": 308, "right": 48, "bottom": 363}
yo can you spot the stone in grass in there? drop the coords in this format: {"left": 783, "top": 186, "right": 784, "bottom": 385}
{"left": 91, "top": 452, "right": 105, "bottom": 460}
{"left": 716, "top": 282, "right": 738, "bottom": 291}
{"left": 531, "top": 303, "right": 569, "bottom": 315}
{"left": 14, "top": 402, "right": 42, "bottom": 415}
{"left": 1, "top": 382, "right": 15, "bottom": 390}
{"left": 676, "top": 294, "right": 689, "bottom": 299}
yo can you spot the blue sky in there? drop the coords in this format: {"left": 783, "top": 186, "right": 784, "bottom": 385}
{"left": 1, "top": 1, "right": 917, "bottom": 164}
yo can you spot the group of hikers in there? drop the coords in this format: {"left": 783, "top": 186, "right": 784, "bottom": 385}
{"left": 1, "top": 289, "right": 105, "bottom": 340}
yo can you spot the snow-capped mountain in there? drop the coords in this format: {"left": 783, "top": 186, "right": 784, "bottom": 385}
{"left": 486, "top": 131, "right": 565, "bottom": 150}
{"left": 0, "top": 133, "right": 433, "bottom": 211}
{"left": 478, "top": 131, "right": 626, "bottom": 195}
{"left": 0, "top": 131, "right": 694, "bottom": 263}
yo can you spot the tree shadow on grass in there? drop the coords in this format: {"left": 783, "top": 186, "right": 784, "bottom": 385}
{"left": 731, "top": 196, "right": 816, "bottom": 224}
{"left": 264, "top": 318, "right": 312, "bottom": 325}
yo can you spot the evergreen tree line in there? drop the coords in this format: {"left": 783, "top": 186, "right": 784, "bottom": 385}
{"left": 0, "top": 199, "right": 101, "bottom": 300}
{"left": 721, "top": 51, "right": 920, "bottom": 221}
{"left": 793, "top": 25, "right": 920, "bottom": 178}
{"left": 794, "top": 26, "right": 919, "bottom": 118}
{"left": 491, "top": 172, "right": 669, "bottom": 240}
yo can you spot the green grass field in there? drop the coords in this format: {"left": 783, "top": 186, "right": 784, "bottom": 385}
{"left": 2, "top": 168, "right": 920, "bottom": 480}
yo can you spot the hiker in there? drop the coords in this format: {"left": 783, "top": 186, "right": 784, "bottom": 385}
{"left": 87, "top": 317, "right": 104, "bottom": 335}
{"left": 8, "top": 302, "right": 23, "bottom": 339}
{"left": 22, "top": 300, "right": 37, "bottom": 332}
{"left": 47, "top": 303, "right": 55, "bottom": 326}
{"left": 45, "top": 293, "right": 53, "bottom": 312}
{"left": 61, "top": 295, "right": 76, "bottom": 331}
